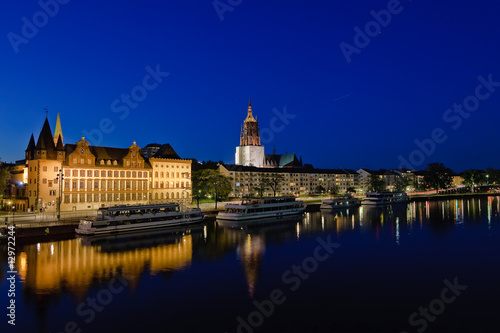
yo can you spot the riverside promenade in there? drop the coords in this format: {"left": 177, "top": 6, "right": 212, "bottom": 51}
{"left": 2, "top": 192, "right": 497, "bottom": 239}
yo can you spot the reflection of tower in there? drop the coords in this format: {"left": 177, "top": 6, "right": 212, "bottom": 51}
{"left": 235, "top": 99, "right": 265, "bottom": 167}
{"left": 237, "top": 234, "right": 265, "bottom": 297}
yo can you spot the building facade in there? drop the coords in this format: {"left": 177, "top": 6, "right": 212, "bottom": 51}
{"left": 220, "top": 164, "right": 359, "bottom": 197}
{"left": 25, "top": 115, "right": 190, "bottom": 213}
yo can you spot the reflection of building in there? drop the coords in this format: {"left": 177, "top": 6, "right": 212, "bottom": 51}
{"left": 24, "top": 115, "right": 191, "bottom": 212}
{"left": 17, "top": 235, "right": 194, "bottom": 298}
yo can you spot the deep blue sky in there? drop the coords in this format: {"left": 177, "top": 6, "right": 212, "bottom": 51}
{"left": 1, "top": 0, "right": 499, "bottom": 172}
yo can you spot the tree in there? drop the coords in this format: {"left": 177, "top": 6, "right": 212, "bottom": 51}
{"left": 366, "top": 174, "right": 385, "bottom": 192}
{"left": 329, "top": 185, "right": 339, "bottom": 196}
{"left": 262, "top": 173, "right": 285, "bottom": 197}
{"left": 394, "top": 176, "right": 409, "bottom": 192}
{"left": 190, "top": 159, "right": 223, "bottom": 172}
{"left": 485, "top": 168, "right": 500, "bottom": 185}
{"left": 461, "top": 169, "right": 486, "bottom": 192}
{"left": 0, "top": 162, "right": 11, "bottom": 200}
{"left": 423, "top": 163, "right": 453, "bottom": 191}
{"left": 346, "top": 186, "right": 356, "bottom": 194}
{"left": 315, "top": 185, "right": 326, "bottom": 194}
{"left": 196, "top": 169, "right": 232, "bottom": 209}
{"left": 251, "top": 176, "right": 268, "bottom": 198}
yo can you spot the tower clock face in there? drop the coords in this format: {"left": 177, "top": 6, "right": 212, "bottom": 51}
{"left": 81, "top": 149, "right": 85, "bottom": 154}
{"left": 132, "top": 153, "right": 136, "bottom": 157}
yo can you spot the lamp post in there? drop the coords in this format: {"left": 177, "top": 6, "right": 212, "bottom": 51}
{"left": 57, "top": 169, "right": 64, "bottom": 221}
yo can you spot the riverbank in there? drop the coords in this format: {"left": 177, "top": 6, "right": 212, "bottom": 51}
{"left": 2, "top": 192, "right": 497, "bottom": 240}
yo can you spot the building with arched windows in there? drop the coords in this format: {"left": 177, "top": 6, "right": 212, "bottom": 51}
{"left": 24, "top": 115, "right": 191, "bottom": 213}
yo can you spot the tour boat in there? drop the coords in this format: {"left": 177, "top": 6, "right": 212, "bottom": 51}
{"left": 320, "top": 195, "right": 360, "bottom": 210}
{"left": 361, "top": 192, "right": 409, "bottom": 206}
{"left": 216, "top": 196, "right": 305, "bottom": 222}
{"left": 75, "top": 203, "right": 204, "bottom": 236}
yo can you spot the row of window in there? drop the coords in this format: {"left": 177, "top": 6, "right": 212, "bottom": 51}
{"left": 153, "top": 172, "right": 190, "bottom": 179}
{"left": 64, "top": 179, "right": 149, "bottom": 190}
{"left": 67, "top": 170, "right": 149, "bottom": 178}
{"left": 64, "top": 193, "right": 147, "bottom": 203}
{"left": 62, "top": 191, "right": 188, "bottom": 203}
{"left": 154, "top": 164, "right": 187, "bottom": 169}
{"left": 153, "top": 181, "right": 190, "bottom": 189}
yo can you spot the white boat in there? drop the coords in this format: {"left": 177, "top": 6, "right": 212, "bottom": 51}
{"left": 75, "top": 203, "right": 204, "bottom": 236}
{"left": 216, "top": 196, "right": 305, "bottom": 221}
{"left": 320, "top": 195, "right": 360, "bottom": 209}
{"left": 361, "top": 192, "right": 409, "bottom": 206}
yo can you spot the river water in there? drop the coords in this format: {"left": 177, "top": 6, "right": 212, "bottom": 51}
{"left": 1, "top": 197, "right": 499, "bottom": 333}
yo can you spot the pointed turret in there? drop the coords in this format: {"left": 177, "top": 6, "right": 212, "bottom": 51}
{"left": 26, "top": 134, "right": 35, "bottom": 151}
{"left": 273, "top": 144, "right": 276, "bottom": 155}
{"left": 245, "top": 99, "right": 256, "bottom": 122}
{"left": 35, "top": 116, "right": 57, "bottom": 159}
{"left": 53, "top": 113, "right": 63, "bottom": 146}
{"left": 25, "top": 134, "right": 35, "bottom": 160}
{"left": 55, "top": 135, "right": 64, "bottom": 150}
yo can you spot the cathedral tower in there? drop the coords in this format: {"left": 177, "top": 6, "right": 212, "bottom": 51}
{"left": 235, "top": 99, "right": 264, "bottom": 167}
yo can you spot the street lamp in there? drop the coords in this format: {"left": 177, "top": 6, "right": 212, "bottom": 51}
{"left": 57, "top": 169, "right": 64, "bottom": 221}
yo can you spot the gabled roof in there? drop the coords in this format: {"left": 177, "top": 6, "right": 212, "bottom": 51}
{"left": 152, "top": 143, "right": 180, "bottom": 159}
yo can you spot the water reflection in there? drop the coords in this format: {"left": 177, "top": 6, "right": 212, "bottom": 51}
{"left": 17, "top": 229, "right": 202, "bottom": 302}
{"left": 3, "top": 196, "right": 499, "bottom": 332}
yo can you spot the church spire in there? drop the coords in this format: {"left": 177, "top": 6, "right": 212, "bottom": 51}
{"left": 245, "top": 98, "right": 255, "bottom": 122}
{"left": 53, "top": 113, "right": 63, "bottom": 146}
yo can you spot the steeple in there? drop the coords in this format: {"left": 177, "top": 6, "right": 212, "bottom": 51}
{"left": 35, "top": 116, "right": 57, "bottom": 159}
{"left": 26, "top": 134, "right": 35, "bottom": 151}
{"left": 25, "top": 134, "right": 35, "bottom": 160}
{"left": 240, "top": 100, "right": 261, "bottom": 146}
{"left": 53, "top": 113, "right": 63, "bottom": 146}
{"left": 55, "top": 135, "right": 64, "bottom": 150}
{"left": 245, "top": 98, "right": 256, "bottom": 122}
{"left": 273, "top": 144, "right": 276, "bottom": 155}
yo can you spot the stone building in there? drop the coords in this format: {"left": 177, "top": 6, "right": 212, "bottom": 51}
{"left": 219, "top": 164, "right": 359, "bottom": 198}
{"left": 25, "top": 115, "right": 190, "bottom": 213}
{"left": 149, "top": 144, "right": 192, "bottom": 204}
{"left": 235, "top": 100, "right": 265, "bottom": 167}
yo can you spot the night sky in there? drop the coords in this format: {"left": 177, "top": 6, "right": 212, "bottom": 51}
{"left": 1, "top": 0, "right": 499, "bottom": 172}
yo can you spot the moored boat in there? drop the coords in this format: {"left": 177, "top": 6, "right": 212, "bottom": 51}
{"left": 320, "top": 195, "right": 360, "bottom": 210}
{"left": 75, "top": 203, "right": 204, "bottom": 236}
{"left": 216, "top": 196, "right": 305, "bottom": 222}
{"left": 361, "top": 192, "right": 409, "bottom": 206}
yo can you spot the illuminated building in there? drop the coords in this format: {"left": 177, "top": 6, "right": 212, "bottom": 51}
{"left": 235, "top": 100, "right": 265, "bottom": 167}
{"left": 220, "top": 164, "right": 359, "bottom": 197}
{"left": 25, "top": 115, "right": 191, "bottom": 213}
